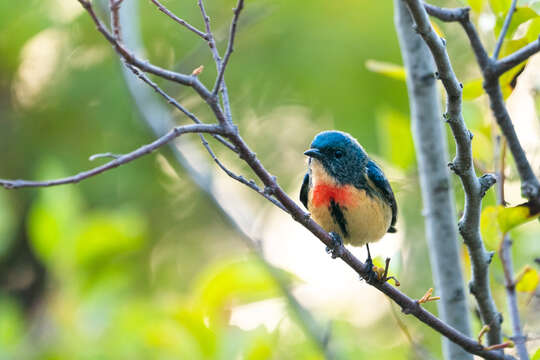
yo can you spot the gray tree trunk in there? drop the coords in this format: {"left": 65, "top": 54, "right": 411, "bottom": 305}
{"left": 394, "top": 2, "right": 473, "bottom": 359}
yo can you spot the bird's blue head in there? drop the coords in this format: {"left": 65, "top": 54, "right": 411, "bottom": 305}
{"left": 304, "top": 131, "right": 368, "bottom": 184}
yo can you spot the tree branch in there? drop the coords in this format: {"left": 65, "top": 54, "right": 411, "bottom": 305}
{"left": 199, "top": 135, "right": 287, "bottom": 212}
{"left": 395, "top": 1, "right": 473, "bottom": 358}
{"left": 424, "top": 3, "right": 492, "bottom": 69}
{"left": 212, "top": 0, "right": 244, "bottom": 96}
{"left": 0, "top": 123, "right": 227, "bottom": 189}
{"left": 495, "top": 139, "right": 529, "bottom": 360}
{"left": 403, "top": 0, "right": 503, "bottom": 347}
{"left": 149, "top": 0, "right": 208, "bottom": 40}
{"left": 77, "top": 0, "right": 228, "bottom": 125}
{"left": 124, "top": 63, "right": 236, "bottom": 152}
{"left": 196, "top": 0, "right": 234, "bottom": 123}
{"left": 424, "top": 1, "right": 540, "bottom": 199}
{"left": 493, "top": 0, "right": 517, "bottom": 60}
{"left": 495, "top": 38, "right": 540, "bottom": 76}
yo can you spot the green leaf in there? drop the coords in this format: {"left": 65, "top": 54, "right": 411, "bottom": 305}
{"left": 526, "top": 17, "right": 540, "bottom": 42}
{"left": 75, "top": 208, "right": 147, "bottom": 268}
{"left": 27, "top": 162, "right": 83, "bottom": 266}
{"left": 498, "top": 38, "right": 529, "bottom": 98}
{"left": 480, "top": 205, "right": 537, "bottom": 249}
{"left": 532, "top": 347, "right": 540, "bottom": 360}
{"left": 515, "top": 266, "right": 539, "bottom": 292}
{"left": 192, "top": 258, "right": 296, "bottom": 326}
{"left": 0, "top": 297, "right": 24, "bottom": 354}
{"left": 376, "top": 109, "right": 415, "bottom": 170}
{"left": 365, "top": 60, "right": 405, "bottom": 81}
{"left": 0, "top": 192, "right": 16, "bottom": 258}
{"left": 497, "top": 204, "right": 532, "bottom": 232}
{"left": 463, "top": 79, "right": 484, "bottom": 100}
{"left": 480, "top": 206, "right": 501, "bottom": 250}
{"left": 467, "top": 0, "right": 485, "bottom": 13}
{"left": 495, "top": 7, "right": 539, "bottom": 38}
{"left": 489, "top": 0, "right": 512, "bottom": 16}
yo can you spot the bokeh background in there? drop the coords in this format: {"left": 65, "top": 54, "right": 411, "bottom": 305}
{"left": 1, "top": 0, "right": 540, "bottom": 359}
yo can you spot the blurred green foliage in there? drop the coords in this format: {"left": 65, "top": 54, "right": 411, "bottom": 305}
{"left": 1, "top": 0, "right": 540, "bottom": 359}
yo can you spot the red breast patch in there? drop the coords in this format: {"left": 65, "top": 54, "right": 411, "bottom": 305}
{"left": 312, "top": 184, "right": 352, "bottom": 207}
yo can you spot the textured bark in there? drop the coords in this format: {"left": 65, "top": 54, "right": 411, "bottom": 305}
{"left": 394, "top": 2, "right": 473, "bottom": 359}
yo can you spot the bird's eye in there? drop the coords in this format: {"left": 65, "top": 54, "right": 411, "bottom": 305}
{"left": 335, "top": 150, "right": 343, "bottom": 159}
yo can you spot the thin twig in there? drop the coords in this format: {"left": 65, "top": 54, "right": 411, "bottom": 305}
{"left": 212, "top": 0, "right": 244, "bottom": 96}
{"left": 493, "top": 0, "right": 517, "bottom": 60}
{"left": 0, "top": 124, "right": 227, "bottom": 189}
{"left": 77, "top": 0, "right": 228, "bottom": 125}
{"left": 110, "top": 0, "right": 124, "bottom": 41}
{"left": 404, "top": 0, "right": 502, "bottom": 347}
{"left": 125, "top": 63, "right": 236, "bottom": 151}
{"left": 495, "top": 137, "right": 529, "bottom": 360}
{"left": 197, "top": 0, "right": 221, "bottom": 64}
{"left": 197, "top": 0, "right": 234, "bottom": 123}
{"left": 199, "top": 136, "right": 287, "bottom": 211}
{"left": 424, "top": 3, "right": 492, "bottom": 69}
{"left": 149, "top": 0, "right": 208, "bottom": 40}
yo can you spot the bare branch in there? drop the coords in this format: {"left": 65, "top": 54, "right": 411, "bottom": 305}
{"left": 125, "top": 63, "right": 236, "bottom": 151}
{"left": 403, "top": 0, "right": 503, "bottom": 347}
{"left": 77, "top": 0, "right": 230, "bottom": 124}
{"left": 149, "top": 0, "right": 208, "bottom": 40}
{"left": 110, "top": 0, "right": 124, "bottom": 41}
{"left": 423, "top": 3, "right": 468, "bottom": 22}
{"left": 197, "top": 0, "right": 221, "bottom": 64}
{"left": 0, "top": 124, "right": 227, "bottom": 189}
{"left": 483, "top": 76, "right": 540, "bottom": 198}
{"left": 199, "top": 136, "right": 287, "bottom": 211}
{"left": 493, "top": 0, "right": 517, "bottom": 60}
{"left": 212, "top": 0, "right": 244, "bottom": 96}
{"left": 424, "top": 2, "right": 540, "bottom": 199}
{"left": 424, "top": 4, "right": 492, "bottom": 69}
{"left": 495, "top": 38, "right": 540, "bottom": 76}
{"left": 495, "top": 139, "right": 529, "bottom": 360}
{"left": 197, "top": 0, "right": 234, "bottom": 123}
{"left": 499, "top": 235, "right": 529, "bottom": 360}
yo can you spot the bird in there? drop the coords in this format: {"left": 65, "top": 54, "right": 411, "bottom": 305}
{"left": 300, "top": 130, "right": 397, "bottom": 282}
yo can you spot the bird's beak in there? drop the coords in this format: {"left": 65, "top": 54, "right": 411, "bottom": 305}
{"left": 304, "top": 148, "right": 323, "bottom": 160}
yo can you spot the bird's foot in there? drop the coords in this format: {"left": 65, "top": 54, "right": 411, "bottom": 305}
{"left": 416, "top": 288, "right": 440, "bottom": 304}
{"left": 364, "top": 258, "right": 400, "bottom": 286}
{"left": 325, "top": 232, "right": 344, "bottom": 259}
{"left": 364, "top": 256, "right": 379, "bottom": 284}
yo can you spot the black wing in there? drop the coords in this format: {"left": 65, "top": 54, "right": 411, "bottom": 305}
{"left": 366, "top": 160, "right": 397, "bottom": 233}
{"left": 300, "top": 173, "right": 310, "bottom": 209}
